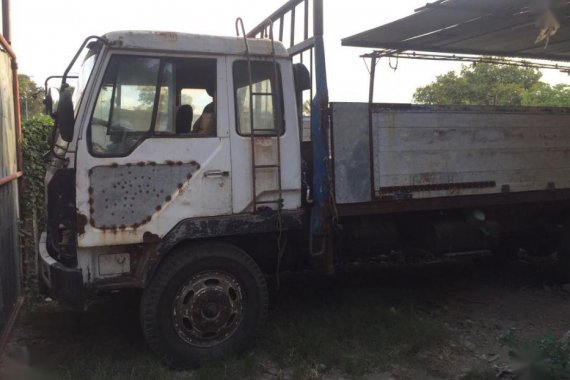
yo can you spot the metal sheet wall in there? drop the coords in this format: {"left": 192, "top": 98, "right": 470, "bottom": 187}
{"left": 0, "top": 50, "right": 20, "bottom": 337}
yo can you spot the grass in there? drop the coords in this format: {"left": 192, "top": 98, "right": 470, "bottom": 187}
{"left": 459, "top": 369, "right": 496, "bottom": 380}
{"left": 258, "top": 285, "right": 447, "bottom": 377}
{"left": 5, "top": 296, "right": 173, "bottom": 380}
{"left": 2, "top": 272, "right": 450, "bottom": 380}
{"left": 504, "top": 333, "right": 570, "bottom": 380}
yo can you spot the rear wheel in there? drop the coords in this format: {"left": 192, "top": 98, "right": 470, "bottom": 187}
{"left": 141, "top": 243, "right": 268, "bottom": 367}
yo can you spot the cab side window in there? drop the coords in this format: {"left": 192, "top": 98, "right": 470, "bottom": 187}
{"left": 176, "top": 58, "right": 217, "bottom": 137}
{"left": 233, "top": 60, "right": 284, "bottom": 135}
{"left": 88, "top": 56, "right": 217, "bottom": 157}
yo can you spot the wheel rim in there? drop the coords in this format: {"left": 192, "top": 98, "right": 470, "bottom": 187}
{"left": 172, "top": 271, "right": 244, "bottom": 347}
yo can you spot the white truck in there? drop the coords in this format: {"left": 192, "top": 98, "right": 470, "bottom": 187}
{"left": 39, "top": 0, "right": 570, "bottom": 366}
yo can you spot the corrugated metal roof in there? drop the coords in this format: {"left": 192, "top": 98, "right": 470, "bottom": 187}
{"left": 342, "top": 0, "right": 570, "bottom": 61}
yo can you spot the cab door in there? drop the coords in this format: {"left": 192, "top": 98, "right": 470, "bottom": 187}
{"left": 75, "top": 53, "right": 232, "bottom": 247}
{"left": 228, "top": 57, "right": 302, "bottom": 214}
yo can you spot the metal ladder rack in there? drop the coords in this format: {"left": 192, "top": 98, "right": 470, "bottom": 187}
{"left": 236, "top": 18, "right": 284, "bottom": 213}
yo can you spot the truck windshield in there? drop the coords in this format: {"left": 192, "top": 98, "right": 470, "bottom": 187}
{"left": 72, "top": 50, "right": 98, "bottom": 113}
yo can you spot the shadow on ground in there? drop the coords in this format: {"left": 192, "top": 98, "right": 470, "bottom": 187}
{"left": 2, "top": 258, "right": 569, "bottom": 380}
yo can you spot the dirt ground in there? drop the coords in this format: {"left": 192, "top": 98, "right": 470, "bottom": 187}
{"left": 1, "top": 256, "right": 570, "bottom": 380}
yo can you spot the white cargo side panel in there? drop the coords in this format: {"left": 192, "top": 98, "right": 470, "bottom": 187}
{"left": 372, "top": 106, "right": 570, "bottom": 199}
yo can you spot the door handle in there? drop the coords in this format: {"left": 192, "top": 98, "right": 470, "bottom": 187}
{"left": 204, "top": 170, "right": 230, "bottom": 178}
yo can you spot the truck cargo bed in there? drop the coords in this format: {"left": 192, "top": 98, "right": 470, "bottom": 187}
{"left": 332, "top": 102, "right": 570, "bottom": 214}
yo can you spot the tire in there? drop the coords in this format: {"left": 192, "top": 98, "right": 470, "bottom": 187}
{"left": 141, "top": 243, "right": 268, "bottom": 367}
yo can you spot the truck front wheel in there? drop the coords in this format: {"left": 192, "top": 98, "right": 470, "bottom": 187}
{"left": 141, "top": 243, "right": 268, "bottom": 367}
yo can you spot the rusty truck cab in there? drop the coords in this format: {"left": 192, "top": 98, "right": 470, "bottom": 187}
{"left": 40, "top": 31, "right": 306, "bottom": 311}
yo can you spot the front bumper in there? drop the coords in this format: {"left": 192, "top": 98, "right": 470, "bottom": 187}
{"left": 39, "top": 232, "right": 86, "bottom": 310}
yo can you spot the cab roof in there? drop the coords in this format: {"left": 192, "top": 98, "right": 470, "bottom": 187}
{"left": 102, "top": 30, "right": 290, "bottom": 58}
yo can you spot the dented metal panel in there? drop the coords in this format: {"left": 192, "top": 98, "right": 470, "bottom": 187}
{"left": 89, "top": 161, "right": 200, "bottom": 228}
{"left": 76, "top": 136, "right": 232, "bottom": 248}
{"left": 332, "top": 102, "right": 570, "bottom": 204}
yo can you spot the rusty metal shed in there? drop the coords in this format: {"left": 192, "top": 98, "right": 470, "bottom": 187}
{"left": 342, "top": 0, "right": 570, "bottom": 62}
{"left": 0, "top": 0, "right": 23, "bottom": 356}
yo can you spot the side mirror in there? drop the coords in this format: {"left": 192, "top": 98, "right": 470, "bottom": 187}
{"left": 293, "top": 63, "right": 311, "bottom": 93}
{"left": 293, "top": 63, "right": 311, "bottom": 137}
{"left": 44, "top": 87, "right": 59, "bottom": 117}
{"left": 56, "top": 85, "right": 75, "bottom": 142}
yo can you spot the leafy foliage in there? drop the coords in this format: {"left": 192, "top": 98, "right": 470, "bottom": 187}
{"left": 504, "top": 333, "right": 570, "bottom": 379}
{"left": 522, "top": 83, "right": 570, "bottom": 108}
{"left": 18, "top": 113, "right": 53, "bottom": 290}
{"left": 14, "top": 74, "right": 52, "bottom": 291}
{"left": 414, "top": 62, "right": 570, "bottom": 107}
{"left": 19, "top": 74, "right": 45, "bottom": 119}
{"left": 526, "top": 336, "right": 570, "bottom": 379}
{"left": 20, "top": 115, "right": 53, "bottom": 215}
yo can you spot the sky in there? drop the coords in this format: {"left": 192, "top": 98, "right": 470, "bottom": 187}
{"left": 8, "top": 0, "right": 570, "bottom": 103}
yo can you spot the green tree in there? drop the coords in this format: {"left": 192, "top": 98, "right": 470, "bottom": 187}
{"left": 413, "top": 62, "right": 570, "bottom": 107}
{"left": 521, "top": 83, "right": 570, "bottom": 107}
{"left": 19, "top": 74, "right": 45, "bottom": 119}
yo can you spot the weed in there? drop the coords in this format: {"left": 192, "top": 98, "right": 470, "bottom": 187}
{"left": 499, "top": 330, "right": 570, "bottom": 380}
{"left": 193, "top": 355, "right": 259, "bottom": 380}
{"left": 508, "top": 335, "right": 570, "bottom": 379}
{"left": 460, "top": 369, "right": 496, "bottom": 380}
{"left": 258, "top": 284, "right": 448, "bottom": 377}
{"left": 498, "top": 328, "right": 519, "bottom": 347}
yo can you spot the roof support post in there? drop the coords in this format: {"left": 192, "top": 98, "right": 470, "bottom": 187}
{"left": 2, "top": 0, "right": 10, "bottom": 42}
{"left": 368, "top": 55, "right": 377, "bottom": 200}
{"left": 309, "top": 0, "right": 334, "bottom": 273}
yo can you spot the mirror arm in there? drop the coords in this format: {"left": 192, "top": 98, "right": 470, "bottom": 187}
{"left": 62, "top": 36, "right": 107, "bottom": 86}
